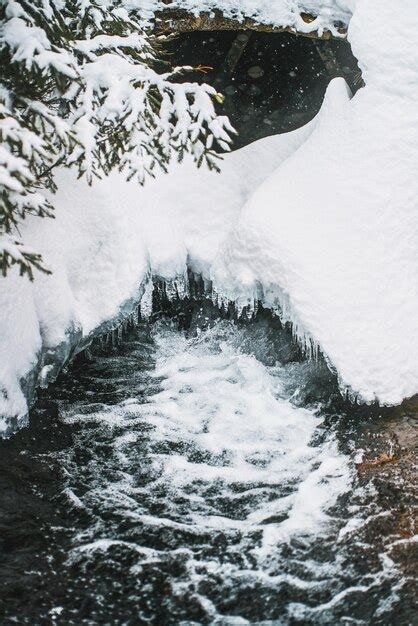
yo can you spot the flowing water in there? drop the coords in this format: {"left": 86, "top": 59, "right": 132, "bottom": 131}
{"left": 0, "top": 299, "right": 416, "bottom": 624}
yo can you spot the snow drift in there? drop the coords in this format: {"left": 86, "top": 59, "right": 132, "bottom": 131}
{"left": 1, "top": 0, "right": 418, "bottom": 432}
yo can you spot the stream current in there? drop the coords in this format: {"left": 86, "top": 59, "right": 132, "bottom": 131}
{"left": 0, "top": 295, "right": 415, "bottom": 624}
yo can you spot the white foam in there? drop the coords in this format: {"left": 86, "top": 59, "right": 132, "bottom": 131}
{"left": 66, "top": 321, "right": 352, "bottom": 551}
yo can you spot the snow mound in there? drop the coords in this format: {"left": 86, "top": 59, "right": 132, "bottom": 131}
{"left": 212, "top": 0, "right": 418, "bottom": 404}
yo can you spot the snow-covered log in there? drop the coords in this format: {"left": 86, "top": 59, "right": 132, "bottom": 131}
{"left": 154, "top": 9, "right": 346, "bottom": 40}
{"left": 151, "top": 0, "right": 351, "bottom": 39}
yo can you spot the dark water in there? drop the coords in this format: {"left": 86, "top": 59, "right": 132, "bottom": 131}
{"left": 0, "top": 301, "right": 416, "bottom": 625}
{"left": 167, "top": 30, "right": 362, "bottom": 148}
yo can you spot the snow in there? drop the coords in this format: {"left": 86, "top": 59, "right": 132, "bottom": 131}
{"left": 1, "top": 0, "right": 418, "bottom": 431}
{"left": 3, "top": 16, "right": 76, "bottom": 77}
{"left": 140, "top": 120, "right": 315, "bottom": 280}
{"left": 0, "top": 273, "right": 41, "bottom": 422}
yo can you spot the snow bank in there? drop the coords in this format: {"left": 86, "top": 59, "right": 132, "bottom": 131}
{"left": 212, "top": 0, "right": 418, "bottom": 404}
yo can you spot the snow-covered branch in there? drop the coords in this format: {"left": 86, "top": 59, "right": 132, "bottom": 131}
{"left": 0, "top": 0, "right": 235, "bottom": 278}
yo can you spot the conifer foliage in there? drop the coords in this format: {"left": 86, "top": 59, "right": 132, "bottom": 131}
{"left": 0, "top": 0, "right": 234, "bottom": 279}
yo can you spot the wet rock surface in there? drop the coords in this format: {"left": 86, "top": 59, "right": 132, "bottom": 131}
{"left": 355, "top": 406, "right": 417, "bottom": 602}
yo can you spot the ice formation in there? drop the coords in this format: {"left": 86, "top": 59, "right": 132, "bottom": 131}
{"left": 1, "top": 0, "right": 417, "bottom": 431}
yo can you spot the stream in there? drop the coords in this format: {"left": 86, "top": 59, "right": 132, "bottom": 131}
{"left": 0, "top": 296, "right": 416, "bottom": 624}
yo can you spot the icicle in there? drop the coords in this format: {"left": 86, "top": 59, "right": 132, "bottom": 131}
{"left": 140, "top": 275, "right": 154, "bottom": 319}
{"left": 163, "top": 273, "right": 189, "bottom": 302}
